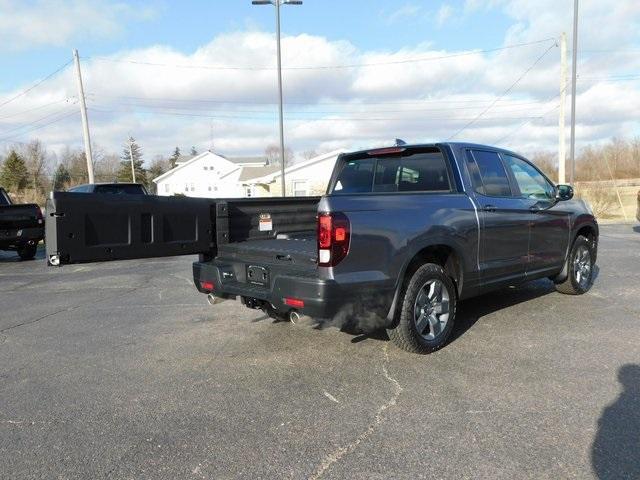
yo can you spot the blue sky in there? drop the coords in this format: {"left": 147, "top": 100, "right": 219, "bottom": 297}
{"left": 1, "top": 0, "right": 511, "bottom": 89}
{"left": 0, "top": 0, "right": 638, "bottom": 158}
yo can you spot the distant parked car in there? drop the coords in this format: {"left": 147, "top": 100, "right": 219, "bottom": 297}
{"left": 0, "top": 187, "right": 44, "bottom": 260}
{"left": 67, "top": 183, "right": 148, "bottom": 195}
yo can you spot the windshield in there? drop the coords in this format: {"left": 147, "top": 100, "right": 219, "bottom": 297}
{"left": 332, "top": 149, "right": 451, "bottom": 194}
{"left": 94, "top": 184, "right": 147, "bottom": 195}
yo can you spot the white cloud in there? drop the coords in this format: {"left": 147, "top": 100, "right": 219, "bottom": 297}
{"left": 436, "top": 4, "right": 454, "bottom": 27}
{"left": 0, "top": 0, "right": 157, "bottom": 51}
{"left": 0, "top": 0, "right": 638, "bottom": 161}
{"left": 384, "top": 3, "right": 423, "bottom": 24}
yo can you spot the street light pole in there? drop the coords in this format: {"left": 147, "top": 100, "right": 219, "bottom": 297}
{"left": 274, "top": 0, "right": 286, "bottom": 197}
{"left": 252, "top": 0, "right": 303, "bottom": 197}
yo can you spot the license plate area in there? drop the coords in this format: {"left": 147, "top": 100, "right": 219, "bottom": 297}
{"left": 246, "top": 265, "right": 269, "bottom": 286}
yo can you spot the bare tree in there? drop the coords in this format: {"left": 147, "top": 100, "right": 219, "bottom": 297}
{"left": 301, "top": 149, "right": 317, "bottom": 161}
{"left": 22, "top": 140, "right": 49, "bottom": 192}
{"left": 264, "top": 144, "right": 294, "bottom": 167}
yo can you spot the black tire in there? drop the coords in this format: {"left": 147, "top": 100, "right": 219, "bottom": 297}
{"left": 17, "top": 244, "right": 37, "bottom": 261}
{"left": 387, "top": 263, "right": 457, "bottom": 354}
{"left": 555, "top": 235, "right": 595, "bottom": 295}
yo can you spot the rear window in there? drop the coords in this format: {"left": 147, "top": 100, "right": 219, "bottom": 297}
{"left": 0, "top": 190, "right": 10, "bottom": 205}
{"left": 94, "top": 184, "right": 146, "bottom": 195}
{"left": 332, "top": 150, "right": 451, "bottom": 194}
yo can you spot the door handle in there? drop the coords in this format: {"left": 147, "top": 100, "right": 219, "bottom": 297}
{"left": 529, "top": 205, "right": 542, "bottom": 213}
{"left": 483, "top": 205, "right": 497, "bottom": 212}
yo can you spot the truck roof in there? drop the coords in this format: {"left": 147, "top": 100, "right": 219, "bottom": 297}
{"left": 342, "top": 142, "right": 521, "bottom": 158}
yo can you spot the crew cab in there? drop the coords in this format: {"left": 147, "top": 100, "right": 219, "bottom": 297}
{"left": 0, "top": 187, "right": 44, "bottom": 260}
{"left": 45, "top": 143, "right": 598, "bottom": 353}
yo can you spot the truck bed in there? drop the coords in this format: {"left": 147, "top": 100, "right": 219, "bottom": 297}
{"left": 217, "top": 232, "right": 317, "bottom": 268}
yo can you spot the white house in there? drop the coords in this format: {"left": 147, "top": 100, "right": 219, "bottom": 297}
{"left": 241, "top": 149, "right": 347, "bottom": 197}
{"left": 153, "top": 151, "right": 267, "bottom": 198}
{"left": 152, "top": 149, "right": 346, "bottom": 198}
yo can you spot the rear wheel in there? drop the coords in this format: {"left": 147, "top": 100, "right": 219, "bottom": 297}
{"left": 387, "top": 263, "right": 456, "bottom": 354}
{"left": 17, "top": 244, "right": 37, "bottom": 260}
{"left": 555, "top": 235, "right": 594, "bottom": 295}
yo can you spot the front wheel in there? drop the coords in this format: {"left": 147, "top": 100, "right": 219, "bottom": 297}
{"left": 555, "top": 235, "right": 595, "bottom": 295}
{"left": 17, "top": 244, "right": 37, "bottom": 260}
{"left": 387, "top": 263, "right": 457, "bottom": 354}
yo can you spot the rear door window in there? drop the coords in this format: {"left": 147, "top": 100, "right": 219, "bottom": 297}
{"left": 468, "top": 150, "right": 512, "bottom": 197}
{"left": 333, "top": 150, "right": 451, "bottom": 194}
{"left": 333, "top": 158, "right": 376, "bottom": 194}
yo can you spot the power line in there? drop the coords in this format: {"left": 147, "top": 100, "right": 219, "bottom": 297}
{"left": 0, "top": 106, "right": 78, "bottom": 137}
{"left": 86, "top": 97, "right": 551, "bottom": 115}
{"left": 87, "top": 92, "right": 551, "bottom": 107}
{"left": 0, "top": 97, "right": 75, "bottom": 121}
{"left": 0, "top": 110, "right": 79, "bottom": 143}
{"left": 494, "top": 102, "right": 561, "bottom": 144}
{"left": 85, "top": 38, "right": 556, "bottom": 71}
{"left": 0, "top": 59, "right": 73, "bottom": 109}
{"left": 447, "top": 42, "right": 557, "bottom": 140}
{"left": 87, "top": 105, "right": 550, "bottom": 123}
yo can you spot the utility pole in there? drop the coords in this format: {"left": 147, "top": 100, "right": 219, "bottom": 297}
{"left": 128, "top": 137, "right": 136, "bottom": 183}
{"left": 558, "top": 32, "right": 567, "bottom": 184}
{"left": 569, "top": 0, "right": 579, "bottom": 184}
{"left": 72, "top": 49, "right": 95, "bottom": 184}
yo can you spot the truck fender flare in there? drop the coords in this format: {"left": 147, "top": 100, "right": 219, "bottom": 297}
{"left": 384, "top": 240, "right": 465, "bottom": 323}
{"left": 555, "top": 219, "right": 598, "bottom": 284}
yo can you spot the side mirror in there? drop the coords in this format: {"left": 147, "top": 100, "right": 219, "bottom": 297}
{"left": 556, "top": 184, "right": 574, "bottom": 201}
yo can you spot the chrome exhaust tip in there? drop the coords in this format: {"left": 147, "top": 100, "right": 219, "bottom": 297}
{"left": 289, "top": 310, "right": 301, "bottom": 324}
{"left": 207, "top": 293, "right": 226, "bottom": 306}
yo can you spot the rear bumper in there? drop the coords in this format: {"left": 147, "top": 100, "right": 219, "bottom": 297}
{"left": 0, "top": 226, "right": 44, "bottom": 249}
{"left": 192, "top": 260, "right": 394, "bottom": 320}
{"left": 193, "top": 261, "right": 346, "bottom": 318}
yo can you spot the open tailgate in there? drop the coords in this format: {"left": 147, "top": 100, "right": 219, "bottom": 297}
{"left": 45, "top": 192, "right": 214, "bottom": 265}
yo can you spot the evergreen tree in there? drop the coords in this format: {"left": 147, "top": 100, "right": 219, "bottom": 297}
{"left": 117, "top": 137, "right": 147, "bottom": 184}
{"left": 146, "top": 156, "right": 170, "bottom": 194}
{"left": 190, "top": 146, "right": 198, "bottom": 156}
{"left": 0, "top": 150, "right": 29, "bottom": 192}
{"left": 52, "top": 163, "right": 72, "bottom": 191}
{"left": 169, "top": 146, "right": 181, "bottom": 169}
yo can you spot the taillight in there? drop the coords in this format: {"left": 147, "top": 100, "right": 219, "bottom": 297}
{"left": 317, "top": 212, "right": 350, "bottom": 267}
{"left": 200, "top": 281, "right": 214, "bottom": 292}
{"left": 36, "top": 206, "right": 44, "bottom": 224}
{"left": 284, "top": 297, "right": 305, "bottom": 308}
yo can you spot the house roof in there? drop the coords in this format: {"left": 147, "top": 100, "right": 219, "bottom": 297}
{"left": 238, "top": 165, "right": 280, "bottom": 182}
{"left": 153, "top": 151, "right": 266, "bottom": 183}
{"left": 225, "top": 156, "right": 267, "bottom": 165}
{"left": 175, "top": 155, "right": 194, "bottom": 165}
{"left": 244, "top": 149, "right": 347, "bottom": 184}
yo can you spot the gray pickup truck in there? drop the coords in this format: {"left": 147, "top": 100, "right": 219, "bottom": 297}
{"left": 45, "top": 143, "right": 598, "bottom": 353}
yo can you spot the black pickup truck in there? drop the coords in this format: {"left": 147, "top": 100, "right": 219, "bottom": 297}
{"left": 45, "top": 143, "right": 598, "bottom": 353}
{"left": 0, "top": 187, "right": 44, "bottom": 260}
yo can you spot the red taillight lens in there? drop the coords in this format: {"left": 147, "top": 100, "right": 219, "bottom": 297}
{"left": 36, "top": 206, "right": 44, "bottom": 224}
{"left": 317, "top": 212, "right": 350, "bottom": 267}
{"left": 284, "top": 297, "right": 305, "bottom": 308}
{"left": 200, "top": 281, "right": 214, "bottom": 291}
{"left": 318, "top": 214, "right": 332, "bottom": 249}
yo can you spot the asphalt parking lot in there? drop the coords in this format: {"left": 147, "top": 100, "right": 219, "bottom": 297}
{"left": 1, "top": 223, "right": 639, "bottom": 479}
